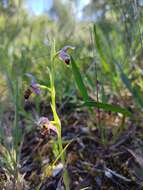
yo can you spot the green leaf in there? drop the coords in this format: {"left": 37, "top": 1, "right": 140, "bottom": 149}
{"left": 84, "top": 101, "right": 132, "bottom": 116}
{"left": 71, "top": 57, "right": 131, "bottom": 116}
{"left": 71, "top": 57, "right": 89, "bottom": 102}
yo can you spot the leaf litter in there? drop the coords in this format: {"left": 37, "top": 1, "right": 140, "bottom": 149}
{"left": 0, "top": 98, "right": 143, "bottom": 190}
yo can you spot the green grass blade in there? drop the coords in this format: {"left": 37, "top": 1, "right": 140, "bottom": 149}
{"left": 71, "top": 57, "right": 89, "bottom": 102}
{"left": 84, "top": 101, "right": 131, "bottom": 116}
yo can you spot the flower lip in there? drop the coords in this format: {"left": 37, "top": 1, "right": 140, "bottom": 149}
{"left": 64, "top": 58, "right": 70, "bottom": 65}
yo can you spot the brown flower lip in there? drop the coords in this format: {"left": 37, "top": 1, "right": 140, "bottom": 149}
{"left": 64, "top": 58, "right": 70, "bottom": 65}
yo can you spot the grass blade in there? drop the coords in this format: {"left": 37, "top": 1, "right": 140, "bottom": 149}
{"left": 84, "top": 101, "right": 131, "bottom": 116}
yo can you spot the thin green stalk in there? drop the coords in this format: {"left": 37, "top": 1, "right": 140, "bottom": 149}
{"left": 49, "top": 42, "right": 70, "bottom": 190}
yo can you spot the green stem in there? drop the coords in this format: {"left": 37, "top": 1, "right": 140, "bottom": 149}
{"left": 49, "top": 44, "right": 70, "bottom": 190}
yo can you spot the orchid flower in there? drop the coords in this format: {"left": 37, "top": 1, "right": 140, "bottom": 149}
{"left": 30, "top": 83, "right": 41, "bottom": 95}
{"left": 25, "top": 73, "right": 41, "bottom": 95}
{"left": 58, "top": 45, "right": 75, "bottom": 65}
{"left": 37, "top": 117, "right": 58, "bottom": 135}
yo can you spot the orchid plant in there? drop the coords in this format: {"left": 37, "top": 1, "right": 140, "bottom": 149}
{"left": 24, "top": 43, "right": 75, "bottom": 190}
